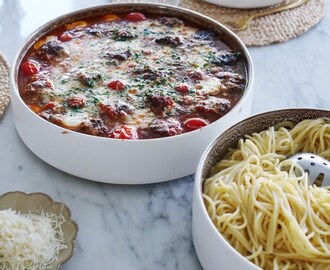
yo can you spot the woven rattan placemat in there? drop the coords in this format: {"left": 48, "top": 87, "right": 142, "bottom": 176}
{"left": 0, "top": 53, "right": 10, "bottom": 119}
{"left": 180, "top": 0, "right": 326, "bottom": 46}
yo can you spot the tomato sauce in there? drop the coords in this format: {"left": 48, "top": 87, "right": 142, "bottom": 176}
{"left": 18, "top": 12, "right": 247, "bottom": 139}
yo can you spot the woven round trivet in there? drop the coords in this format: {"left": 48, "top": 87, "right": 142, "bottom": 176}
{"left": 180, "top": 0, "right": 326, "bottom": 46}
{"left": 0, "top": 53, "right": 10, "bottom": 119}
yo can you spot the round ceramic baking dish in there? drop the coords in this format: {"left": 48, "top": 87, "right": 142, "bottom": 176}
{"left": 193, "top": 108, "right": 330, "bottom": 269}
{"left": 11, "top": 3, "right": 254, "bottom": 184}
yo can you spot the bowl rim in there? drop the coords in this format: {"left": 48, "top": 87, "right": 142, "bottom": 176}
{"left": 10, "top": 2, "right": 254, "bottom": 143}
{"left": 194, "top": 107, "right": 330, "bottom": 269}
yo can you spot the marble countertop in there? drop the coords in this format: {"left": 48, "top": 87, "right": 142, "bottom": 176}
{"left": 0, "top": 0, "right": 329, "bottom": 269}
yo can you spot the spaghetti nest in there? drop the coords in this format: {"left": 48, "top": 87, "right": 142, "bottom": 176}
{"left": 203, "top": 118, "right": 330, "bottom": 270}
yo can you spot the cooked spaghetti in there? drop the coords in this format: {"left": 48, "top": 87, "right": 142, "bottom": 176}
{"left": 203, "top": 118, "right": 330, "bottom": 270}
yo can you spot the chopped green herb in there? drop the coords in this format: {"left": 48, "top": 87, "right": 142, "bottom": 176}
{"left": 133, "top": 53, "right": 142, "bottom": 60}
{"left": 171, "top": 52, "right": 181, "bottom": 60}
{"left": 61, "top": 79, "right": 69, "bottom": 84}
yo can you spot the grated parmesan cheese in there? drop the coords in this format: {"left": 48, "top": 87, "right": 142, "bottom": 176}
{"left": 0, "top": 209, "right": 67, "bottom": 270}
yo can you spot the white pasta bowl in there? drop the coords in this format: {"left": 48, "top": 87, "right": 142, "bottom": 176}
{"left": 192, "top": 108, "right": 330, "bottom": 270}
{"left": 203, "top": 0, "right": 284, "bottom": 9}
{"left": 10, "top": 3, "right": 254, "bottom": 184}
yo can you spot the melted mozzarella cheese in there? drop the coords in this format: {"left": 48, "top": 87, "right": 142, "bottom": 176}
{"left": 36, "top": 17, "right": 235, "bottom": 131}
{"left": 198, "top": 76, "right": 222, "bottom": 95}
{"left": 62, "top": 111, "right": 89, "bottom": 127}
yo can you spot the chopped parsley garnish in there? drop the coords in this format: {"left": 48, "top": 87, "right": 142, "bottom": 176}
{"left": 61, "top": 79, "right": 69, "bottom": 84}
{"left": 171, "top": 52, "right": 181, "bottom": 60}
{"left": 133, "top": 53, "right": 142, "bottom": 60}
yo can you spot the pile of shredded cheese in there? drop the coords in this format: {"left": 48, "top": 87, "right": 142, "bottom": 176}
{"left": 0, "top": 209, "right": 67, "bottom": 270}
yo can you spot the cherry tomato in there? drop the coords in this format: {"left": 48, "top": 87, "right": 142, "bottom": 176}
{"left": 107, "top": 80, "right": 126, "bottom": 91}
{"left": 183, "top": 118, "right": 208, "bottom": 131}
{"left": 59, "top": 33, "right": 73, "bottom": 42}
{"left": 111, "top": 126, "right": 138, "bottom": 140}
{"left": 175, "top": 83, "right": 189, "bottom": 93}
{"left": 124, "top": 12, "right": 146, "bottom": 22}
{"left": 21, "top": 60, "right": 40, "bottom": 76}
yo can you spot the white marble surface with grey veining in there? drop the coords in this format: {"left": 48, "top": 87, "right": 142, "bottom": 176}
{"left": 0, "top": 0, "right": 329, "bottom": 269}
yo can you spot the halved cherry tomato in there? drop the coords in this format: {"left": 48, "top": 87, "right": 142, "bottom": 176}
{"left": 175, "top": 83, "right": 189, "bottom": 93}
{"left": 124, "top": 12, "right": 146, "bottom": 22}
{"left": 59, "top": 33, "right": 73, "bottom": 42}
{"left": 107, "top": 80, "right": 126, "bottom": 91}
{"left": 111, "top": 126, "right": 138, "bottom": 140}
{"left": 21, "top": 60, "right": 40, "bottom": 76}
{"left": 183, "top": 118, "right": 208, "bottom": 131}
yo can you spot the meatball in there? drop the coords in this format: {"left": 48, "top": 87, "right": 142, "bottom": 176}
{"left": 149, "top": 118, "right": 183, "bottom": 137}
